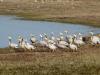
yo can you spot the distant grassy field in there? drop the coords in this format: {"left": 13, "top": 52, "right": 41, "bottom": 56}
{"left": 0, "top": 0, "right": 100, "bottom": 27}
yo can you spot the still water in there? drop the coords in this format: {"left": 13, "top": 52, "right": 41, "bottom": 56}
{"left": 0, "top": 15, "right": 100, "bottom": 48}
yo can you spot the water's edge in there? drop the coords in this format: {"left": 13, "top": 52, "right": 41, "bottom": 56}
{"left": 0, "top": 15, "right": 100, "bottom": 48}
{"left": 0, "top": 13, "right": 100, "bottom": 28}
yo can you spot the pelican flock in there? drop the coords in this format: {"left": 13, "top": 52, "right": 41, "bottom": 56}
{"left": 8, "top": 31, "right": 100, "bottom": 52}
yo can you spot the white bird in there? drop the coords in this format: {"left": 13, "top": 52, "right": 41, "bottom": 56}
{"left": 56, "top": 37, "right": 60, "bottom": 41}
{"left": 59, "top": 32, "right": 64, "bottom": 41}
{"left": 43, "top": 33, "right": 48, "bottom": 38}
{"left": 39, "top": 34, "right": 48, "bottom": 47}
{"left": 90, "top": 32, "right": 100, "bottom": 45}
{"left": 30, "top": 34, "right": 37, "bottom": 44}
{"left": 8, "top": 36, "right": 18, "bottom": 48}
{"left": 78, "top": 33, "right": 83, "bottom": 40}
{"left": 18, "top": 35, "right": 23, "bottom": 42}
{"left": 68, "top": 35, "right": 73, "bottom": 44}
{"left": 18, "top": 35, "right": 27, "bottom": 50}
{"left": 64, "top": 30, "right": 68, "bottom": 36}
{"left": 59, "top": 32, "right": 63, "bottom": 36}
{"left": 69, "top": 43, "right": 78, "bottom": 51}
{"left": 57, "top": 44, "right": 67, "bottom": 49}
{"left": 41, "top": 33, "right": 57, "bottom": 51}
{"left": 40, "top": 40, "right": 48, "bottom": 47}
{"left": 48, "top": 43, "right": 57, "bottom": 52}
{"left": 19, "top": 39, "right": 26, "bottom": 49}
{"left": 64, "top": 30, "right": 69, "bottom": 43}
{"left": 68, "top": 36, "right": 78, "bottom": 51}
{"left": 73, "top": 34, "right": 85, "bottom": 47}
{"left": 18, "top": 35, "right": 23, "bottom": 45}
{"left": 59, "top": 41, "right": 68, "bottom": 46}
{"left": 25, "top": 39, "right": 36, "bottom": 50}
{"left": 48, "top": 39, "right": 55, "bottom": 45}
{"left": 50, "top": 32, "right": 56, "bottom": 41}
{"left": 57, "top": 40, "right": 68, "bottom": 49}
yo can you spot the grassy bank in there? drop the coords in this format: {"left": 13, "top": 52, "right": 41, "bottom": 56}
{"left": 0, "top": 49, "right": 99, "bottom": 75}
{"left": 1, "top": 12, "right": 100, "bottom": 27}
{"left": 0, "top": 44, "right": 99, "bottom": 75}
{"left": 0, "top": 1, "right": 100, "bottom": 27}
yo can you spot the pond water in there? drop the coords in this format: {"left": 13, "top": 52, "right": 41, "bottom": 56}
{"left": 0, "top": 15, "right": 100, "bottom": 48}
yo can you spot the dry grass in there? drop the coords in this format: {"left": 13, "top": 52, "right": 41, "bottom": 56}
{"left": 0, "top": 0, "right": 100, "bottom": 27}
{"left": 0, "top": 44, "right": 99, "bottom": 75}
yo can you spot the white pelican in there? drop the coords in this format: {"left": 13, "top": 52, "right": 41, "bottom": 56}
{"left": 69, "top": 43, "right": 77, "bottom": 51}
{"left": 64, "top": 30, "right": 68, "bottom": 35}
{"left": 59, "top": 32, "right": 64, "bottom": 41}
{"left": 50, "top": 32, "right": 56, "bottom": 41}
{"left": 73, "top": 34, "right": 85, "bottom": 47}
{"left": 18, "top": 35, "right": 27, "bottom": 50}
{"left": 18, "top": 35, "right": 23, "bottom": 46}
{"left": 48, "top": 42, "right": 57, "bottom": 52}
{"left": 78, "top": 33, "right": 83, "bottom": 40}
{"left": 30, "top": 34, "right": 37, "bottom": 44}
{"left": 64, "top": 30, "right": 69, "bottom": 42}
{"left": 68, "top": 35, "right": 73, "bottom": 44}
{"left": 20, "top": 39, "right": 26, "bottom": 50}
{"left": 57, "top": 40, "right": 68, "bottom": 49}
{"left": 68, "top": 37, "right": 78, "bottom": 51}
{"left": 25, "top": 39, "right": 36, "bottom": 50}
{"left": 39, "top": 34, "right": 48, "bottom": 47}
{"left": 90, "top": 32, "right": 100, "bottom": 45}
{"left": 8, "top": 36, "right": 18, "bottom": 48}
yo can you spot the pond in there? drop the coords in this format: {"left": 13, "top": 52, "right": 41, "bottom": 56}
{"left": 0, "top": 15, "right": 100, "bottom": 48}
